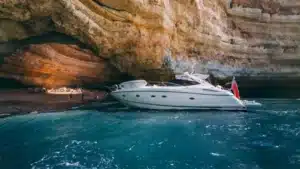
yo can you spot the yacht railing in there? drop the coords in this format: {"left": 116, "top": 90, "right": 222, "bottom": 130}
{"left": 107, "top": 81, "right": 193, "bottom": 91}
{"left": 146, "top": 81, "right": 183, "bottom": 86}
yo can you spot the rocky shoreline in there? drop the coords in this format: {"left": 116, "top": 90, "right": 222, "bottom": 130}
{"left": 0, "top": 89, "right": 107, "bottom": 118}
{"left": 2, "top": 75, "right": 300, "bottom": 118}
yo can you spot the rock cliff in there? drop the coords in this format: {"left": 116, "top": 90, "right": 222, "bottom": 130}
{"left": 0, "top": 0, "right": 300, "bottom": 88}
{"left": 0, "top": 43, "right": 122, "bottom": 88}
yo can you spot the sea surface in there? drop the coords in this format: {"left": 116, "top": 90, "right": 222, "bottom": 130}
{"left": 0, "top": 99, "right": 300, "bottom": 169}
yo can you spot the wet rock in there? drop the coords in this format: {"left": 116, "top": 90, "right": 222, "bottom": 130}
{"left": 0, "top": 89, "right": 108, "bottom": 116}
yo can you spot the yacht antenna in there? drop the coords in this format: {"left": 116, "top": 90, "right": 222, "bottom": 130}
{"left": 190, "top": 62, "right": 196, "bottom": 74}
{"left": 191, "top": 69, "right": 195, "bottom": 74}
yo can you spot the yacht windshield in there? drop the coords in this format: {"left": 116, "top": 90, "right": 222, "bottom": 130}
{"left": 169, "top": 79, "right": 200, "bottom": 86}
{"left": 174, "top": 73, "right": 212, "bottom": 86}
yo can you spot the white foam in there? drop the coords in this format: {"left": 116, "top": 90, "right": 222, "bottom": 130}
{"left": 65, "top": 162, "right": 80, "bottom": 167}
{"left": 210, "top": 152, "right": 225, "bottom": 157}
{"left": 128, "top": 145, "right": 135, "bottom": 151}
{"left": 158, "top": 141, "right": 164, "bottom": 145}
{"left": 243, "top": 100, "right": 262, "bottom": 107}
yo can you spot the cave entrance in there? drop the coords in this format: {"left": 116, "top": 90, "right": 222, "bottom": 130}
{"left": 0, "top": 77, "right": 34, "bottom": 90}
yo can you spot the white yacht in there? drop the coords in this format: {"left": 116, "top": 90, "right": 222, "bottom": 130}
{"left": 110, "top": 72, "right": 246, "bottom": 111}
{"left": 46, "top": 87, "right": 83, "bottom": 95}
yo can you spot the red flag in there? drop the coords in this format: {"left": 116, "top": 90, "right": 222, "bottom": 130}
{"left": 231, "top": 77, "right": 240, "bottom": 99}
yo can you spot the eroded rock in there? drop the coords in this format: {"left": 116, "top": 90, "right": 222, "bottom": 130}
{"left": 0, "top": 0, "right": 299, "bottom": 87}
{"left": 0, "top": 43, "right": 121, "bottom": 88}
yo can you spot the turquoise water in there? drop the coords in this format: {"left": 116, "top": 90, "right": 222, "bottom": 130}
{"left": 0, "top": 99, "right": 300, "bottom": 169}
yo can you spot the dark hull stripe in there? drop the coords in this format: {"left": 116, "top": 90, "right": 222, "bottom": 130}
{"left": 119, "top": 99, "right": 246, "bottom": 110}
{"left": 112, "top": 90, "right": 230, "bottom": 96}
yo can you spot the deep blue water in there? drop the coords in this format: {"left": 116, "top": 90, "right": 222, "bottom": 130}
{"left": 0, "top": 99, "right": 300, "bottom": 169}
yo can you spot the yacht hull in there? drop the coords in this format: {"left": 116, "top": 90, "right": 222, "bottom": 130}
{"left": 119, "top": 99, "right": 246, "bottom": 111}
{"left": 111, "top": 90, "right": 246, "bottom": 111}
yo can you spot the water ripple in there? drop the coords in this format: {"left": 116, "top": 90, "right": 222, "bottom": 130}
{"left": 1, "top": 99, "right": 300, "bottom": 169}
{"left": 31, "top": 140, "right": 119, "bottom": 169}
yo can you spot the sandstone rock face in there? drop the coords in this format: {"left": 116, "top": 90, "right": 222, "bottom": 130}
{"left": 0, "top": 17, "right": 54, "bottom": 41}
{"left": 0, "top": 43, "right": 121, "bottom": 88}
{"left": 0, "top": 0, "right": 300, "bottom": 87}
